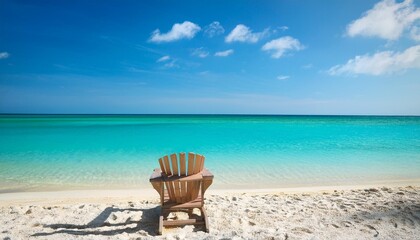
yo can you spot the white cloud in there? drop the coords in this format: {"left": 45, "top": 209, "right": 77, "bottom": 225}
{"left": 204, "top": 21, "right": 225, "bottom": 37}
{"left": 149, "top": 21, "right": 201, "bottom": 43}
{"left": 191, "top": 47, "right": 209, "bottom": 58}
{"left": 346, "top": 0, "right": 420, "bottom": 41}
{"left": 277, "top": 75, "right": 290, "bottom": 80}
{"left": 214, "top": 49, "right": 234, "bottom": 57}
{"left": 157, "top": 55, "right": 170, "bottom": 62}
{"left": 225, "top": 24, "right": 269, "bottom": 43}
{"left": 261, "top": 36, "right": 304, "bottom": 58}
{"left": 0, "top": 52, "right": 10, "bottom": 59}
{"left": 328, "top": 45, "right": 420, "bottom": 75}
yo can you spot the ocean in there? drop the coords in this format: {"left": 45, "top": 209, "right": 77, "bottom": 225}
{"left": 0, "top": 115, "right": 419, "bottom": 192}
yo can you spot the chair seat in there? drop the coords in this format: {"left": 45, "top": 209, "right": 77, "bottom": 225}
{"left": 162, "top": 190, "right": 203, "bottom": 210}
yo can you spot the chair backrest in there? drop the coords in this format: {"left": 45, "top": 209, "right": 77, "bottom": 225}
{"left": 158, "top": 152, "right": 205, "bottom": 203}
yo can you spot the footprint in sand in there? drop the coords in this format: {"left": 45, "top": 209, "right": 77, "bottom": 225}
{"left": 389, "top": 219, "right": 398, "bottom": 228}
{"left": 365, "top": 224, "right": 379, "bottom": 237}
{"left": 292, "top": 227, "right": 313, "bottom": 234}
{"left": 341, "top": 221, "right": 353, "bottom": 227}
{"left": 401, "top": 217, "right": 415, "bottom": 229}
{"left": 331, "top": 223, "right": 340, "bottom": 228}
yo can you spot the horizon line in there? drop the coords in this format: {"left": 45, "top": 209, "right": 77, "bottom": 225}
{"left": 0, "top": 113, "right": 419, "bottom": 117}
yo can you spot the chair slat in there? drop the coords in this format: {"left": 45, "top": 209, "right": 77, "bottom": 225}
{"left": 164, "top": 181, "right": 171, "bottom": 200}
{"left": 163, "top": 155, "right": 175, "bottom": 199}
{"left": 179, "top": 153, "right": 187, "bottom": 201}
{"left": 180, "top": 182, "right": 187, "bottom": 202}
{"left": 199, "top": 155, "right": 205, "bottom": 172}
{"left": 172, "top": 180, "right": 181, "bottom": 203}
{"left": 193, "top": 154, "right": 204, "bottom": 174}
{"left": 163, "top": 156, "right": 172, "bottom": 175}
{"left": 191, "top": 154, "right": 205, "bottom": 199}
{"left": 158, "top": 158, "right": 165, "bottom": 173}
{"left": 187, "top": 152, "right": 195, "bottom": 176}
{"left": 170, "top": 153, "right": 179, "bottom": 176}
{"left": 187, "top": 153, "right": 196, "bottom": 200}
{"left": 170, "top": 154, "right": 181, "bottom": 202}
{"left": 180, "top": 153, "right": 186, "bottom": 175}
{"left": 194, "top": 182, "right": 201, "bottom": 201}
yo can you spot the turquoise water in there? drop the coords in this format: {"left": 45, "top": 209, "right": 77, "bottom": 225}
{"left": 0, "top": 115, "right": 419, "bottom": 192}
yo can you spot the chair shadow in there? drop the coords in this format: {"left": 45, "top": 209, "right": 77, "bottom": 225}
{"left": 32, "top": 206, "right": 161, "bottom": 237}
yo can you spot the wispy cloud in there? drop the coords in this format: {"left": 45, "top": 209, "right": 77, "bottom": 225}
{"left": 328, "top": 45, "right": 420, "bottom": 76}
{"left": 157, "top": 55, "right": 170, "bottom": 62}
{"left": 272, "top": 26, "right": 289, "bottom": 34}
{"left": 127, "top": 67, "right": 153, "bottom": 73}
{"left": 214, "top": 49, "right": 234, "bottom": 57}
{"left": 191, "top": 47, "right": 209, "bottom": 58}
{"left": 149, "top": 21, "right": 201, "bottom": 43}
{"left": 277, "top": 75, "right": 290, "bottom": 80}
{"left": 302, "top": 64, "right": 313, "bottom": 69}
{"left": 0, "top": 52, "right": 10, "bottom": 59}
{"left": 346, "top": 0, "right": 420, "bottom": 41}
{"left": 135, "top": 44, "right": 165, "bottom": 55}
{"left": 225, "top": 24, "right": 269, "bottom": 43}
{"left": 164, "top": 60, "right": 179, "bottom": 68}
{"left": 262, "top": 36, "right": 304, "bottom": 58}
{"left": 411, "top": 26, "right": 420, "bottom": 41}
{"left": 204, "top": 21, "right": 225, "bottom": 37}
{"left": 279, "top": 26, "right": 289, "bottom": 31}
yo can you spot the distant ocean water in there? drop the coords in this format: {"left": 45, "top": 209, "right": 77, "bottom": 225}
{"left": 0, "top": 115, "right": 419, "bottom": 192}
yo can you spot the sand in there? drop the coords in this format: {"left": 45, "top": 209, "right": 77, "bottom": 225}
{"left": 0, "top": 186, "right": 419, "bottom": 239}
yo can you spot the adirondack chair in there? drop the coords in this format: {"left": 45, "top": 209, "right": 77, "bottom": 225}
{"left": 149, "top": 152, "right": 214, "bottom": 235}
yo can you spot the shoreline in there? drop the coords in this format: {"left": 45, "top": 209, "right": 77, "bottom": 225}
{"left": 2, "top": 175, "right": 420, "bottom": 196}
{"left": 1, "top": 181, "right": 419, "bottom": 206}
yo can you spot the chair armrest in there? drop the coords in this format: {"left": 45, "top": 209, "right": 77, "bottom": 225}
{"left": 150, "top": 168, "right": 163, "bottom": 182}
{"left": 163, "top": 173, "right": 203, "bottom": 182}
{"left": 150, "top": 168, "right": 213, "bottom": 183}
{"left": 202, "top": 168, "right": 214, "bottom": 180}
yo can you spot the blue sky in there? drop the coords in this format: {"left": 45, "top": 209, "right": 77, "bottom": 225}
{"left": 1, "top": 0, "right": 419, "bottom": 114}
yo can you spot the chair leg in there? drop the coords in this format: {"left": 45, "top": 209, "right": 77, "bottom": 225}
{"left": 187, "top": 209, "right": 193, "bottom": 217}
{"left": 159, "top": 208, "right": 208, "bottom": 234}
{"left": 200, "top": 207, "right": 209, "bottom": 233}
{"left": 158, "top": 212, "right": 163, "bottom": 235}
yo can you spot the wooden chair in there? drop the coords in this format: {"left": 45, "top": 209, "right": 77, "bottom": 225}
{"left": 149, "top": 152, "right": 214, "bottom": 235}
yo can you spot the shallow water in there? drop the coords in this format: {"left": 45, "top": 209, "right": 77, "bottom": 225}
{"left": 0, "top": 115, "right": 419, "bottom": 192}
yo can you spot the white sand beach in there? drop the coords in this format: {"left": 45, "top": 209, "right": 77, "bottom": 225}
{"left": 1, "top": 185, "right": 419, "bottom": 239}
